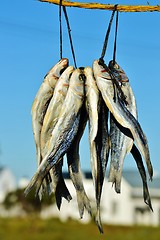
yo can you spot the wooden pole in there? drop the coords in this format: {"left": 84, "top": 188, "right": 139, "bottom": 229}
{"left": 39, "top": 0, "right": 160, "bottom": 12}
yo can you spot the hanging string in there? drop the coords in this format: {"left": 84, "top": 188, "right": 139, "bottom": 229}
{"left": 100, "top": 4, "right": 118, "bottom": 60}
{"left": 63, "top": 6, "right": 77, "bottom": 68}
{"left": 113, "top": 9, "right": 119, "bottom": 64}
{"left": 98, "top": 5, "right": 127, "bottom": 105}
{"left": 59, "top": 0, "right": 63, "bottom": 59}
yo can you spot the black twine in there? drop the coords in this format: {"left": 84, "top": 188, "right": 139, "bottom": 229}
{"left": 63, "top": 6, "right": 77, "bottom": 68}
{"left": 59, "top": 0, "right": 63, "bottom": 59}
{"left": 100, "top": 4, "right": 118, "bottom": 60}
{"left": 113, "top": 9, "right": 119, "bottom": 64}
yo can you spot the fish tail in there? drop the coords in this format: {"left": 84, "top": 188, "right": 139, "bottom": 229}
{"left": 77, "top": 191, "right": 92, "bottom": 218}
{"left": 108, "top": 167, "right": 122, "bottom": 194}
{"left": 37, "top": 173, "right": 52, "bottom": 199}
{"left": 24, "top": 172, "right": 43, "bottom": 197}
{"left": 55, "top": 177, "right": 72, "bottom": 210}
{"left": 131, "top": 144, "right": 153, "bottom": 211}
{"left": 114, "top": 179, "right": 121, "bottom": 194}
{"left": 144, "top": 186, "right": 153, "bottom": 212}
{"left": 95, "top": 207, "right": 103, "bottom": 234}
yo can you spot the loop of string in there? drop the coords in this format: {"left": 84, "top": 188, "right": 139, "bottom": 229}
{"left": 100, "top": 4, "right": 118, "bottom": 60}
{"left": 63, "top": 6, "right": 77, "bottom": 68}
{"left": 59, "top": 0, "right": 63, "bottom": 59}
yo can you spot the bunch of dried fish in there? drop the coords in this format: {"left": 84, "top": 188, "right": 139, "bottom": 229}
{"left": 25, "top": 57, "right": 153, "bottom": 233}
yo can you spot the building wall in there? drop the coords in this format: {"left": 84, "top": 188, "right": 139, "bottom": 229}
{"left": 41, "top": 176, "right": 160, "bottom": 227}
{"left": 0, "top": 168, "right": 16, "bottom": 202}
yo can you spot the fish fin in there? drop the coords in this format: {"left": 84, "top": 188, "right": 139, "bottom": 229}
{"left": 77, "top": 191, "right": 92, "bottom": 218}
{"left": 24, "top": 172, "right": 43, "bottom": 197}
{"left": 95, "top": 207, "right": 103, "bottom": 234}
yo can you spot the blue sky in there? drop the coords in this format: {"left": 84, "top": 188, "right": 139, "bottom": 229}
{"left": 0, "top": 0, "right": 160, "bottom": 182}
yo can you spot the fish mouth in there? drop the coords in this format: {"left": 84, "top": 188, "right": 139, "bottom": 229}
{"left": 59, "top": 58, "right": 69, "bottom": 75}
{"left": 61, "top": 58, "right": 69, "bottom": 65}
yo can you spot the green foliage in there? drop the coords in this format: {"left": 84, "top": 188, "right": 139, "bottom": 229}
{"left": 3, "top": 188, "right": 55, "bottom": 213}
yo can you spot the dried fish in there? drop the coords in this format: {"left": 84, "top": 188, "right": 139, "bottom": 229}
{"left": 108, "top": 60, "right": 137, "bottom": 193}
{"left": 39, "top": 66, "right": 74, "bottom": 206}
{"left": 93, "top": 59, "right": 153, "bottom": 181}
{"left": 84, "top": 66, "right": 109, "bottom": 233}
{"left": 31, "top": 58, "right": 68, "bottom": 198}
{"left": 25, "top": 68, "right": 85, "bottom": 196}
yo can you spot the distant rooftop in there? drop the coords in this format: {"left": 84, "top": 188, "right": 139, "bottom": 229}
{"left": 122, "top": 170, "right": 160, "bottom": 189}
{"left": 63, "top": 169, "right": 160, "bottom": 189}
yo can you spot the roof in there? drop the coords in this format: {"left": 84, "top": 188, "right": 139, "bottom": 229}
{"left": 115, "top": 170, "right": 160, "bottom": 189}
{"left": 63, "top": 169, "right": 160, "bottom": 189}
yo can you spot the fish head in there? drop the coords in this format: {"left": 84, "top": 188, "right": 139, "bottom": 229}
{"left": 55, "top": 66, "right": 75, "bottom": 94}
{"left": 84, "top": 66, "right": 92, "bottom": 75}
{"left": 69, "top": 68, "right": 85, "bottom": 98}
{"left": 53, "top": 58, "right": 69, "bottom": 76}
{"left": 93, "top": 59, "right": 111, "bottom": 81}
{"left": 109, "top": 60, "right": 128, "bottom": 83}
{"left": 47, "top": 58, "right": 69, "bottom": 87}
{"left": 60, "top": 65, "right": 75, "bottom": 81}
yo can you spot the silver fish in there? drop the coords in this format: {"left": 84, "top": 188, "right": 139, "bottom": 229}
{"left": 93, "top": 59, "right": 153, "bottom": 181}
{"left": 40, "top": 66, "right": 74, "bottom": 208}
{"left": 67, "top": 103, "right": 92, "bottom": 218}
{"left": 108, "top": 60, "right": 137, "bottom": 193}
{"left": 84, "top": 66, "right": 106, "bottom": 233}
{"left": 31, "top": 58, "right": 68, "bottom": 197}
{"left": 24, "top": 68, "right": 85, "bottom": 196}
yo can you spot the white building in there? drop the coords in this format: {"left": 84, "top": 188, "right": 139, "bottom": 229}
{"left": 41, "top": 170, "right": 160, "bottom": 226}
{"left": 0, "top": 166, "right": 16, "bottom": 202}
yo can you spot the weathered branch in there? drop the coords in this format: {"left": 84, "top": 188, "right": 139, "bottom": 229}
{"left": 39, "top": 0, "right": 160, "bottom": 12}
